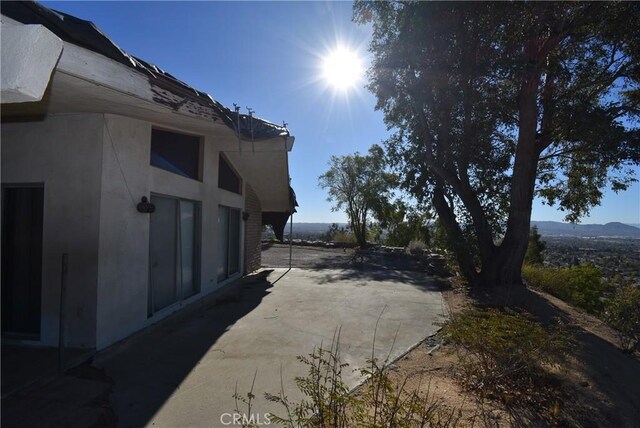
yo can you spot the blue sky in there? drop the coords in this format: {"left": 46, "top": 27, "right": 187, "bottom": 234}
{"left": 44, "top": 1, "right": 639, "bottom": 225}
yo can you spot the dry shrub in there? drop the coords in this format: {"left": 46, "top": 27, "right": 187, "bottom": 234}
{"left": 406, "top": 239, "right": 427, "bottom": 256}
{"left": 439, "top": 307, "right": 572, "bottom": 405}
{"left": 236, "top": 336, "right": 460, "bottom": 428}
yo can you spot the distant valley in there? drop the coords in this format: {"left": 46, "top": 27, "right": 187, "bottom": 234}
{"left": 283, "top": 221, "right": 640, "bottom": 238}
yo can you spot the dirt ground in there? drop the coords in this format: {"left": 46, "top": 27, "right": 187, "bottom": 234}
{"left": 388, "top": 281, "right": 640, "bottom": 427}
{"left": 263, "top": 245, "right": 640, "bottom": 427}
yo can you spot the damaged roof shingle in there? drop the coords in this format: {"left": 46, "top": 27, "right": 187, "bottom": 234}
{"left": 2, "top": 0, "right": 289, "bottom": 141}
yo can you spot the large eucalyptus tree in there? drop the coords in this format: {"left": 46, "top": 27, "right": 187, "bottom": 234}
{"left": 355, "top": 1, "right": 639, "bottom": 287}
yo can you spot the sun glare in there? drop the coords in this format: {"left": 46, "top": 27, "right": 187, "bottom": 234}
{"left": 322, "top": 46, "right": 364, "bottom": 91}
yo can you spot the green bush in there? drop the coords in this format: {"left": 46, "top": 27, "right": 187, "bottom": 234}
{"left": 439, "top": 307, "right": 572, "bottom": 401}
{"left": 522, "top": 263, "right": 611, "bottom": 314}
{"left": 604, "top": 285, "right": 640, "bottom": 353}
{"left": 384, "top": 220, "right": 430, "bottom": 248}
{"left": 524, "top": 226, "right": 546, "bottom": 265}
{"left": 321, "top": 223, "right": 357, "bottom": 244}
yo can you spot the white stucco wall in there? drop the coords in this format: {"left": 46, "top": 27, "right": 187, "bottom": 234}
{"left": 2, "top": 112, "right": 248, "bottom": 350}
{"left": 1, "top": 114, "right": 104, "bottom": 348}
{"left": 94, "top": 115, "right": 150, "bottom": 349}
{"left": 95, "top": 114, "right": 245, "bottom": 349}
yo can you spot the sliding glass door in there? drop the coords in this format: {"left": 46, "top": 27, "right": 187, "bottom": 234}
{"left": 217, "top": 206, "right": 241, "bottom": 281}
{"left": 179, "top": 200, "right": 197, "bottom": 298}
{"left": 1, "top": 186, "right": 44, "bottom": 338}
{"left": 149, "top": 195, "right": 199, "bottom": 316}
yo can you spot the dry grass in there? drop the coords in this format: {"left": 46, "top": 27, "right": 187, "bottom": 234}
{"left": 387, "top": 281, "right": 640, "bottom": 427}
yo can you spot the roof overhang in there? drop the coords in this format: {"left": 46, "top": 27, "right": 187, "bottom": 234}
{"left": 0, "top": 18, "right": 63, "bottom": 103}
{"left": 1, "top": 13, "right": 296, "bottom": 214}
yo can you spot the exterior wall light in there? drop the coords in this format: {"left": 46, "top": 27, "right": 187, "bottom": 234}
{"left": 137, "top": 196, "right": 155, "bottom": 213}
{"left": 242, "top": 211, "right": 250, "bottom": 221}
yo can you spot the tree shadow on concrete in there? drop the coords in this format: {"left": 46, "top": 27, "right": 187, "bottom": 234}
{"left": 262, "top": 244, "right": 447, "bottom": 293}
{"left": 470, "top": 285, "right": 640, "bottom": 427}
{"left": 304, "top": 267, "right": 446, "bottom": 293}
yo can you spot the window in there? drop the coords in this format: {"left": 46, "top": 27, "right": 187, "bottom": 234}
{"left": 218, "top": 155, "right": 241, "bottom": 194}
{"left": 149, "top": 195, "right": 200, "bottom": 316}
{"left": 217, "top": 206, "right": 241, "bottom": 281}
{"left": 150, "top": 128, "right": 201, "bottom": 180}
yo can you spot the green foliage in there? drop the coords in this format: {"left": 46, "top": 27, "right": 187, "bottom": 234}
{"left": 354, "top": 1, "right": 640, "bottom": 286}
{"left": 440, "top": 307, "right": 572, "bottom": 401}
{"left": 524, "top": 226, "right": 546, "bottom": 265}
{"left": 321, "top": 223, "right": 356, "bottom": 244}
{"left": 431, "top": 220, "right": 480, "bottom": 276}
{"left": 374, "top": 200, "right": 432, "bottom": 248}
{"left": 604, "top": 285, "right": 640, "bottom": 353}
{"left": 367, "top": 223, "right": 383, "bottom": 245}
{"left": 522, "top": 263, "right": 611, "bottom": 314}
{"left": 387, "top": 217, "right": 431, "bottom": 250}
{"left": 318, "top": 145, "right": 397, "bottom": 248}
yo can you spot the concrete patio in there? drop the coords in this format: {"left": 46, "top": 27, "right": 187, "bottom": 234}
{"left": 2, "top": 267, "right": 445, "bottom": 427}
{"left": 99, "top": 267, "right": 444, "bottom": 427}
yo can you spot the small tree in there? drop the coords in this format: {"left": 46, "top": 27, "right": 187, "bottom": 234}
{"left": 319, "top": 145, "right": 396, "bottom": 248}
{"left": 524, "top": 226, "right": 546, "bottom": 265}
{"left": 321, "top": 223, "right": 356, "bottom": 244}
{"left": 379, "top": 201, "right": 431, "bottom": 248}
{"left": 605, "top": 285, "right": 640, "bottom": 353}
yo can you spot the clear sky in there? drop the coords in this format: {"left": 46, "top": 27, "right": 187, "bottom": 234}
{"left": 44, "top": 1, "right": 640, "bottom": 225}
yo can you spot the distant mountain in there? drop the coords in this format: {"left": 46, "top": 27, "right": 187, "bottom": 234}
{"left": 532, "top": 221, "right": 640, "bottom": 237}
{"left": 264, "top": 222, "right": 349, "bottom": 239}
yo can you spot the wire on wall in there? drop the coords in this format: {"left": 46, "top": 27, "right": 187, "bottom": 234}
{"left": 104, "top": 119, "right": 137, "bottom": 207}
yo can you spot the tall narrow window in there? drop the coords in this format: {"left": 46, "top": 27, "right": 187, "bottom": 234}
{"left": 149, "top": 195, "right": 200, "bottom": 316}
{"left": 151, "top": 129, "right": 202, "bottom": 180}
{"left": 217, "top": 206, "right": 241, "bottom": 281}
{"left": 218, "top": 155, "right": 241, "bottom": 194}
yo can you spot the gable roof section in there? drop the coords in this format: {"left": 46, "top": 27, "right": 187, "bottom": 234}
{"left": 1, "top": 1, "right": 289, "bottom": 142}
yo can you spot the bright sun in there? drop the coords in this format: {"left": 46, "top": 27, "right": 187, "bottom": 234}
{"left": 322, "top": 46, "right": 363, "bottom": 91}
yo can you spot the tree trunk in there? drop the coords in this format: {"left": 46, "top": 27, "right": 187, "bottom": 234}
{"left": 478, "top": 238, "right": 527, "bottom": 287}
{"left": 477, "top": 42, "right": 542, "bottom": 289}
{"left": 356, "top": 226, "right": 367, "bottom": 248}
{"left": 432, "top": 187, "right": 478, "bottom": 282}
{"left": 350, "top": 219, "right": 367, "bottom": 248}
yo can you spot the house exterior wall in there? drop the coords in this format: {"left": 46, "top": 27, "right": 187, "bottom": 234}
{"left": 1, "top": 113, "right": 104, "bottom": 348}
{"left": 1, "top": 112, "right": 254, "bottom": 350}
{"left": 95, "top": 114, "right": 246, "bottom": 349}
{"left": 95, "top": 115, "right": 151, "bottom": 349}
{"left": 244, "top": 183, "right": 262, "bottom": 274}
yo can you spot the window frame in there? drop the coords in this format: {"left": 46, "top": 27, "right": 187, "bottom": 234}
{"left": 148, "top": 192, "right": 202, "bottom": 318}
{"left": 218, "top": 153, "right": 243, "bottom": 195}
{"left": 150, "top": 127, "right": 204, "bottom": 182}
